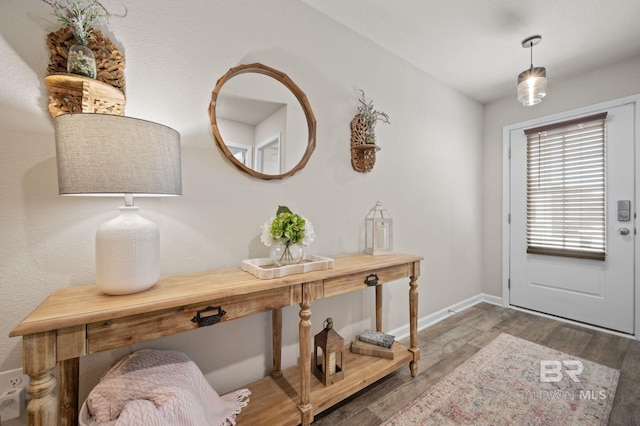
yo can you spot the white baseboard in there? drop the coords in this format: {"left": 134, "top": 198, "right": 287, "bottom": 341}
{"left": 389, "top": 293, "right": 501, "bottom": 340}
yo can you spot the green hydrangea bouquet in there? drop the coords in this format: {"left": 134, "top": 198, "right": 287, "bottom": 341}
{"left": 261, "top": 206, "right": 315, "bottom": 266}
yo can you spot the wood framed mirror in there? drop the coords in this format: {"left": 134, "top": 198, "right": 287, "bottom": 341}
{"left": 208, "top": 63, "right": 317, "bottom": 180}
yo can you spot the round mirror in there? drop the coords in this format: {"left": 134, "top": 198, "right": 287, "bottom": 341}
{"left": 209, "top": 63, "right": 316, "bottom": 180}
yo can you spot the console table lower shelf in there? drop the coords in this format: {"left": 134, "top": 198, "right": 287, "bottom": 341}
{"left": 237, "top": 342, "right": 412, "bottom": 425}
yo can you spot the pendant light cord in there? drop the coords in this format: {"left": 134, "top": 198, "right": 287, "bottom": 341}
{"left": 530, "top": 44, "right": 534, "bottom": 69}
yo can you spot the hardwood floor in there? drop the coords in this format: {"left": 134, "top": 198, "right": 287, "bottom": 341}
{"left": 312, "top": 303, "right": 640, "bottom": 425}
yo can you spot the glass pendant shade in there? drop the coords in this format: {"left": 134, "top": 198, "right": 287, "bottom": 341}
{"left": 517, "top": 66, "right": 547, "bottom": 106}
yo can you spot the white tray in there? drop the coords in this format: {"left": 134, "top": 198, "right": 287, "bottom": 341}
{"left": 241, "top": 254, "right": 334, "bottom": 279}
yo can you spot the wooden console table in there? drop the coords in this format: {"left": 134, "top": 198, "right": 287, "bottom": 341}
{"left": 10, "top": 253, "right": 422, "bottom": 425}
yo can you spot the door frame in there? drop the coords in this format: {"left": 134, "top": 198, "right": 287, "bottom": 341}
{"left": 502, "top": 94, "right": 640, "bottom": 340}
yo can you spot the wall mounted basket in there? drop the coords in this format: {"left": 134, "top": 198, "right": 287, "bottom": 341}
{"left": 350, "top": 114, "right": 380, "bottom": 173}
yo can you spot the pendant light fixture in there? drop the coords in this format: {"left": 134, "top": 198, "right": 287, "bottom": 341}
{"left": 517, "top": 35, "right": 547, "bottom": 106}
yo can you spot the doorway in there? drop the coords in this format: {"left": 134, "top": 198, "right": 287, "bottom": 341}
{"left": 504, "top": 98, "right": 639, "bottom": 335}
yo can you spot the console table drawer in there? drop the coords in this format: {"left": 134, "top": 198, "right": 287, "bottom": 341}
{"left": 87, "top": 286, "right": 300, "bottom": 353}
{"left": 323, "top": 264, "right": 409, "bottom": 297}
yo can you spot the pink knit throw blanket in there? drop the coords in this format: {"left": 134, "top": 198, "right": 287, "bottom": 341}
{"left": 86, "top": 349, "right": 250, "bottom": 426}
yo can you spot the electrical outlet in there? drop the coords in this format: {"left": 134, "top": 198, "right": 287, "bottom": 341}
{"left": 0, "top": 368, "right": 29, "bottom": 394}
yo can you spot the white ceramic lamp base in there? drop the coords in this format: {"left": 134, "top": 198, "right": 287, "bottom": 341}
{"left": 96, "top": 206, "right": 160, "bottom": 295}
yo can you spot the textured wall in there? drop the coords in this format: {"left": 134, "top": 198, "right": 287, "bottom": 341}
{"left": 0, "top": 0, "right": 483, "bottom": 407}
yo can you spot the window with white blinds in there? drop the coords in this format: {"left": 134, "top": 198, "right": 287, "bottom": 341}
{"left": 525, "top": 112, "right": 608, "bottom": 260}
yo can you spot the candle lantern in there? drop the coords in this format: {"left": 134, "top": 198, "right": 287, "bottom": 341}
{"left": 365, "top": 201, "right": 393, "bottom": 255}
{"left": 313, "top": 318, "right": 345, "bottom": 386}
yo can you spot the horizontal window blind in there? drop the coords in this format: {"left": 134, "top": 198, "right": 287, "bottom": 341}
{"left": 525, "top": 112, "right": 608, "bottom": 260}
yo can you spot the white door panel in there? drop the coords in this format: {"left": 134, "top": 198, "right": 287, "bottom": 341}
{"left": 510, "top": 103, "right": 635, "bottom": 334}
{"left": 528, "top": 257, "right": 604, "bottom": 296}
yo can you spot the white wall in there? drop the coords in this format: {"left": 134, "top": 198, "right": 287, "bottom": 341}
{"left": 217, "top": 118, "right": 254, "bottom": 149}
{"left": 0, "top": 0, "right": 483, "bottom": 407}
{"left": 482, "top": 55, "right": 640, "bottom": 297}
{"left": 255, "top": 105, "right": 286, "bottom": 173}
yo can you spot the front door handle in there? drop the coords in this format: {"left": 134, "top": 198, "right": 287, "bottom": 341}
{"left": 618, "top": 227, "right": 631, "bottom": 235}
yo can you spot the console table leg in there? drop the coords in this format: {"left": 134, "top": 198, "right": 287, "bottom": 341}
{"left": 59, "top": 358, "right": 79, "bottom": 426}
{"left": 409, "top": 270, "right": 420, "bottom": 378}
{"left": 271, "top": 308, "right": 283, "bottom": 378}
{"left": 298, "top": 288, "right": 313, "bottom": 426}
{"left": 23, "top": 331, "right": 58, "bottom": 426}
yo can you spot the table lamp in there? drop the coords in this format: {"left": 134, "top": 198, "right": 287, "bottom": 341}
{"left": 54, "top": 113, "right": 182, "bottom": 295}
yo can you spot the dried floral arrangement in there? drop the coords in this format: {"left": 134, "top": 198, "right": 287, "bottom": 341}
{"left": 357, "top": 89, "right": 390, "bottom": 145}
{"left": 41, "top": 0, "right": 126, "bottom": 46}
{"left": 43, "top": 1, "right": 127, "bottom": 92}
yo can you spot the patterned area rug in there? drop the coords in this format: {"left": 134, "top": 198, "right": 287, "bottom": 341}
{"left": 382, "top": 333, "right": 619, "bottom": 425}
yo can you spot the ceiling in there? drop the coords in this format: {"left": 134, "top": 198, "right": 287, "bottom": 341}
{"left": 302, "top": 0, "right": 640, "bottom": 104}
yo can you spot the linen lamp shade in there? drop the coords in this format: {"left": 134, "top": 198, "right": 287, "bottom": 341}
{"left": 55, "top": 114, "right": 181, "bottom": 197}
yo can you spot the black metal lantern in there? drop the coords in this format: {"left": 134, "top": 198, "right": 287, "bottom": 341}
{"left": 313, "top": 318, "right": 344, "bottom": 386}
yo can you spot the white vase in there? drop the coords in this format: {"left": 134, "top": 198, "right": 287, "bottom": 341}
{"left": 270, "top": 241, "right": 304, "bottom": 267}
{"left": 95, "top": 206, "right": 160, "bottom": 295}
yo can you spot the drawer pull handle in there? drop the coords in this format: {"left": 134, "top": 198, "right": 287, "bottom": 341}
{"left": 364, "top": 273, "right": 379, "bottom": 286}
{"left": 192, "top": 306, "right": 226, "bottom": 327}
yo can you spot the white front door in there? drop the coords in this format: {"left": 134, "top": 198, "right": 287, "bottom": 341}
{"left": 509, "top": 103, "right": 635, "bottom": 334}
